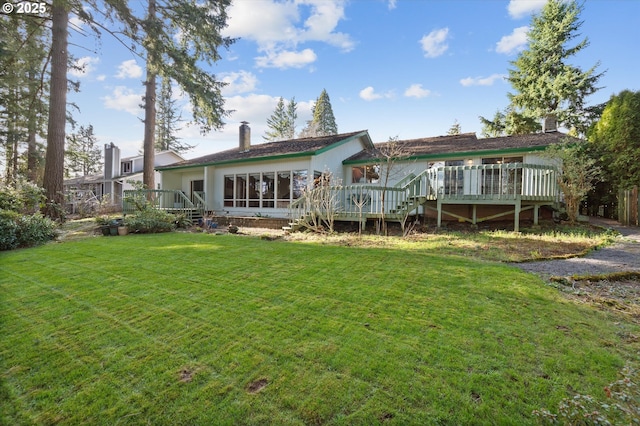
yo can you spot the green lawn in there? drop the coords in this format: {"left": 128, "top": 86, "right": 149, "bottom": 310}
{"left": 1, "top": 232, "right": 638, "bottom": 425}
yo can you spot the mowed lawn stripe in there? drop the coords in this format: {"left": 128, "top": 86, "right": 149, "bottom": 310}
{"left": 1, "top": 232, "right": 637, "bottom": 424}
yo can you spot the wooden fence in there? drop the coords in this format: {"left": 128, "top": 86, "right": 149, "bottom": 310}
{"left": 618, "top": 186, "right": 639, "bottom": 226}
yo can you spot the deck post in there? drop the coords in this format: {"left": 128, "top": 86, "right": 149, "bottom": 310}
{"left": 437, "top": 198, "right": 443, "bottom": 228}
{"left": 533, "top": 204, "right": 539, "bottom": 225}
{"left": 514, "top": 198, "right": 521, "bottom": 232}
{"left": 472, "top": 204, "right": 477, "bottom": 225}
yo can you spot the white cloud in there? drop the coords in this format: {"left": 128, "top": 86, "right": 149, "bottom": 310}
{"left": 115, "top": 59, "right": 143, "bottom": 79}
{"left": 388, "top": 0, "right": 397, "bottom": 10}
{"left": 255, "top": 48, "right": 318, "bottom": 69}
{"left": 404, "top": 84, "right": 432, "bottom": 99}
{"left": 507, "top": 0, "right": 546, "bottom": 19}
{"left": 496, "top": 26, "right": 529, "bottom": 55}
{"left": 103, "top": 86, "right": 143, "bottom": 115}
{"left": 96, "top": 75, "right": 106, "bottom": 82}
{"left": 359, "top": 86, "right": 393, "bottom": 101}
{"left": 70, "top": 56, "right": 99, "bottom": 78}
{"left": 459, "top": 74, "right": 506, "bottom": 87}
{"left": 420, "top": 28, "right": 449, "bottom": 58}
{"left": 220, "top": 71, "right": 259, "bottom": 96}
{"left": 225, "top": 0, "right": 354, "bottom": 69}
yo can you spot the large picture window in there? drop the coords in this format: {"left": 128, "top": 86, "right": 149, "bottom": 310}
{"left": 223, "top": 170, "right": 310, "bottom": 209}
{"left": 351, "top": 165, "right": 380, "bottom": 183}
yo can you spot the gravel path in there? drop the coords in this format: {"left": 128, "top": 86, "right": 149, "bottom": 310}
{"left": 512, "top": 218, "right": 640, "bottom": 279}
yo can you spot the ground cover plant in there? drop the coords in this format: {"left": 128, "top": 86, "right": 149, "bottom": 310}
{"left": 2, "top": 231, "right": 638, "bottom": 424}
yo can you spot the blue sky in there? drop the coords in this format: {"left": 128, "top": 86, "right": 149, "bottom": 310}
{"left": 67, "top": 0, "right": 640, "bottom": 160}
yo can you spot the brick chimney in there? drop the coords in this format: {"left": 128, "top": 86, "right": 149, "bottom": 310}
{"left": 543, "top": 114, "right": 557, "bottom": 132}
{"left": 239, "top": 121, "right": 250, "bottom": 151}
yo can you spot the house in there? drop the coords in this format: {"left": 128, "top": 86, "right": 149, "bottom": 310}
{"left": 63, "top": 143, "right": 184, "bottom": 212}
{"left": 151, "top": 122, "right": 571, "bottom": 231}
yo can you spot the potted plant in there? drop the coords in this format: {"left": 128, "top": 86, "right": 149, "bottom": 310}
{"left": 95, "top": 215, "right": 111, "bottom": 236}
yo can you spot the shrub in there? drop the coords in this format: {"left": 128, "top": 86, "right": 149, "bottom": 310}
{"left": 125, "top": 209, "right": 176, "bottom": 234}
{"left": 0, "top": 210, "right": 57, "bottom": 251}
{"left": 0, "top": 181, "right": 45, "bottom": 214}
{"left": 0, "top": 210, "right": 20, "bottom": 250}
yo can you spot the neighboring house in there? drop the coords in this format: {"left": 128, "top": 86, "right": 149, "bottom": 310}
{"left": 63, "top": 143, "right": 184, "bottom": 212}
{"left": 152, "top": 122, "right": 572, "bottom": 231}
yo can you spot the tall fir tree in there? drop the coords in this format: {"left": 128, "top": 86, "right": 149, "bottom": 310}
{"left": 0, "top": 11, "right": 49, "bottom": 186}
{"left": 65, "top": 125, "right": 102, "bottom": 178}
{"left": 301, "top": 89, "right": 337, "bottom": 137}
{"left": 447, "top": 120, "right": 461, "bottom": 135}
{"left": 264, "top": 97, "right": 297, "bottom": 141}
{"left": 506, "top": 0, "right": 603, "bottom": 134}
{"left": 155, "top": 76, "right": 192, "bottom": 153}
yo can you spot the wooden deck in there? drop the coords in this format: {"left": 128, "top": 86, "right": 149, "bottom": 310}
{"left": 290, "top": 164, "right": 559, "bottom": 232}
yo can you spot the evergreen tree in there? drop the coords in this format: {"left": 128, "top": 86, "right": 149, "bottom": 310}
{"left": 42, "top": 0, "right": 69, "bottom": 218}
{"left": 507, "top": 0, "right": 603, "bottom": 134}
{"left": 301, "top": 89, "right": 337, "bottom": 137}
{"left": 264, "top": 97, "right": 297, "bottom": 141}
{"left": 65, "top": 125, "right": 102, "bottom": 178}
{"left": 479, "top": 108, "right": 540, "bottom": 137}
{"left": 155, "top": 76, "right": 192, "bottom": 153}
{"left": 588, "top": 90, "right": 640, "bottom": 192}
{"left": 0, "top": 12, "right": 49, "bottom": 186}
{"left": 447, "top": 120, "right": 461, "bottom": 135}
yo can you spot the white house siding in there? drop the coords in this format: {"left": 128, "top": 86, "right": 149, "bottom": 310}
{"left": 311, "top": 135, "right": 372, "bottom": 185}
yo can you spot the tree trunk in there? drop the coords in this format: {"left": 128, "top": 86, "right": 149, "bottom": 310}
{"left": 27, "top": 70, "right": 39, "bottom": 183}
{"left": 142, "top": 0, "right": 156, "bottom": 190}
{"left": 43, "top": 0, "right": 68, "bottom": 219}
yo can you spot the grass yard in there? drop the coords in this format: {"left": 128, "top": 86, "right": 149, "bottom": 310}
{"left": 1, "top": 231, "right": 638, "bottom": 424}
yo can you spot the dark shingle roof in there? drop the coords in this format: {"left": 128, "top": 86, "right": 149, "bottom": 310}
{"left": 343, "top": 131, "right": 575, "bottom": 163}
{"left": 157, "top": 130, "right": 370, "bottom": 170}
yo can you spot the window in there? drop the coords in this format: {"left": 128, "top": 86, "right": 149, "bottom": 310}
{"left": 351, "top": 165, "right": 380, "bottom": 183}
{"left": 262, "top": 172, "right": 275, "bottom": 208}
{"left": 235, "top": 174, "right": 247, "bottom": 207}
{"left": 121, "top": 161, "right": 132, "bottom": 175}
{"left": 277, "top": 171, "right": 291, "bottom": 208}
{"left": 249, "top": 173, "right": 260, "bottom": 207}
{"left": 443, "top": 160, "right": 464, "bottom": 196}
{"left": 292, "top": 170, "right": 307, "bottom": 199}
{"left": 224, "top": 175, "right": 234, "bottom": 207}
{"left": 481, "top": 157, "right": 523, "bottom": 195}
{"left": 224, "top": 170, "right": 310, "bottom": 208}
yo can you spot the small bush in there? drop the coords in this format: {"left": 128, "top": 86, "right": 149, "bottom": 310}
{"left": 0, "top": 210, "right": 20, "bottom": 250}
{"left": 0, "top": 181, "right": 45, "bottom": 214}
{"left": 0, "top": 210, "right": 57, "bottom": 250}
{"left": 125, "top": 209, "right": 176, "bottom": 234}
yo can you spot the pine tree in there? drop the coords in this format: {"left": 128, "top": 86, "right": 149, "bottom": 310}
{"left": 0, "top": 12, "right": 49, "bottom": 186}
{"left": 264, "top": 97, "right": 297, "bottom": 141}
{"left": 301, "top": 89, "right": 337, "bottom": 137}
{"left": 155, "top": 76, "right": 192, "bottom": 153}
{"left": 65, "top": 125, "right": 102, "bottom": 178}
{"left": 447, "top": 120, "right": 461, "bottom": 135}
{"left": 507, "top": 0, "right": 603, "bottom": 133}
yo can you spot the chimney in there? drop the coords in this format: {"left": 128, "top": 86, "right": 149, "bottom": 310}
{"left": 104, "top": 142, "right": 120, "bottom": 179}
{"left": 239, "top": 121, "right": 251, "bottom": 151}
{"left": 543, "top": 114, "right": 557, "bottom": 132}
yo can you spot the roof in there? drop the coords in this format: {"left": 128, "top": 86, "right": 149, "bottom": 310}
{"left": 157, "top": 130, "right": 372, "bottom": 171}
{"left": 343, "top": 131, "right": 576, "bottom": 164}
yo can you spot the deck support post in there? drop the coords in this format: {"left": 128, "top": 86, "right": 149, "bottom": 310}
{"left": 472, "top": 204, "right": 477, "bottom": 225}
{"left": 514, "top": 198, "right": 521, "bottom": 232}
{"left": 437, "top": 198, "right": 443, "bottom": 228}
{"left": 533, "top": 204, "right": 540, "bottom": 226}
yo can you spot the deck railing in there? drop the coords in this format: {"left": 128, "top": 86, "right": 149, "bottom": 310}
{"left": 123, "top": 189, "right": 201, "bottom": 218}
{"left": 290, "top": 164, "right": 558, "bottom": 222}
{"left": 433, "top": 163, "right": 558, "bottom": 201}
